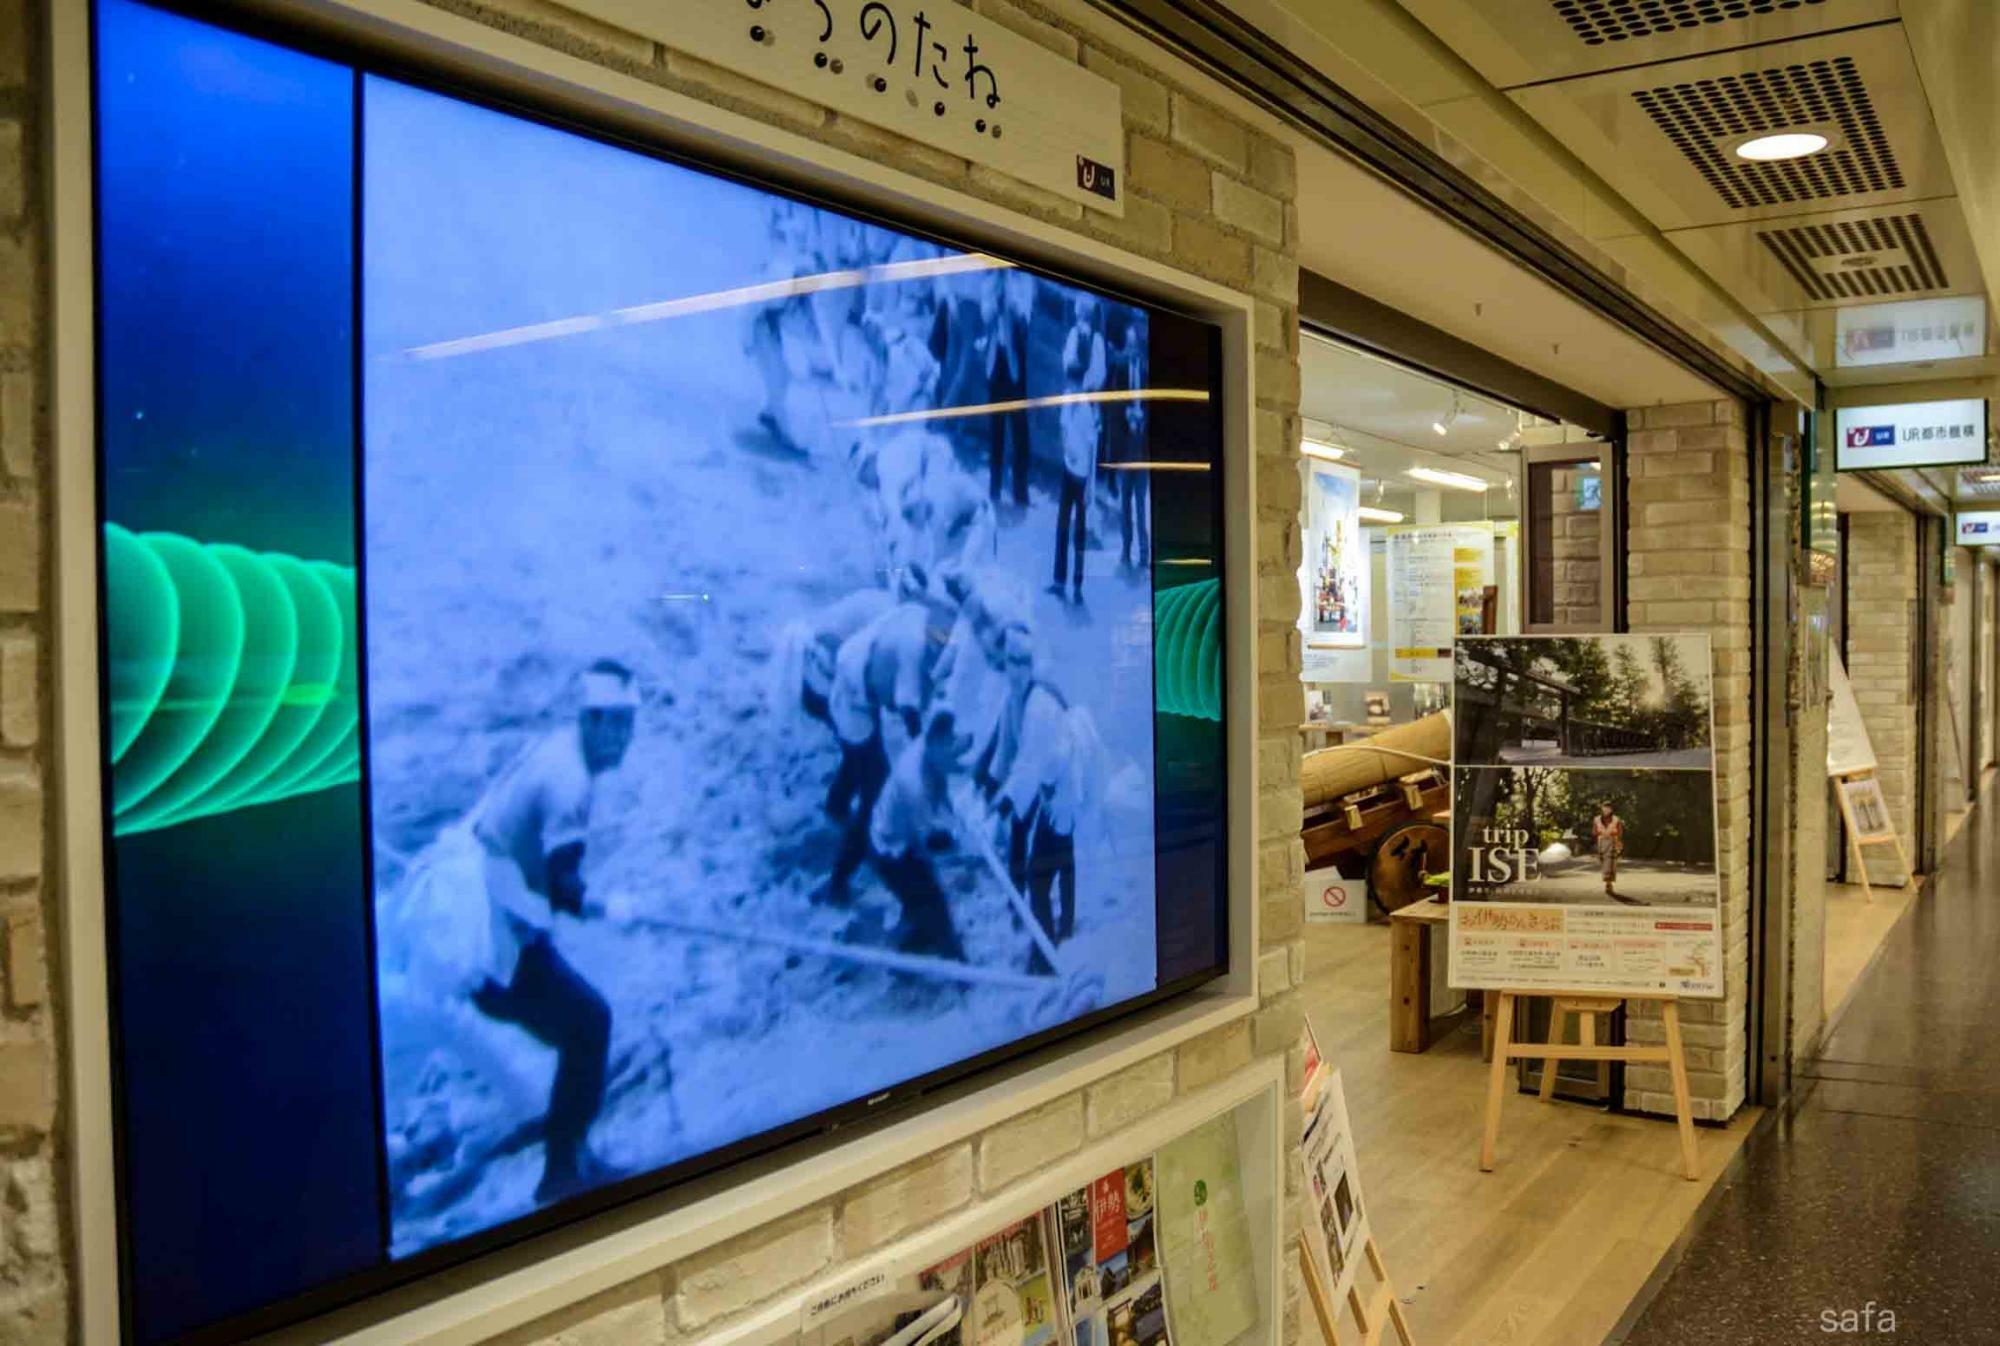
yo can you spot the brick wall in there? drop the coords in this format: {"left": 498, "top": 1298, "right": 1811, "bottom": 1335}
{"left": 8, "top": 0, "right": 1307, "bottom": 1340}
{"left": 0, "top": 0, "right": 64, "bottom": 1339}
{"left": 1545, "top": 465, "right": 1604, "bottom": 628}
{"left": 1621, "top": 399, "right": 1750, "bottom": 1120}
{"left": 1843, "top": 513, "right": 1917, "bottom": 885}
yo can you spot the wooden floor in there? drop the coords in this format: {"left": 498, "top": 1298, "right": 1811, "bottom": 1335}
{"left": 1821, "top": 879, "right": 1917, "bottom": 1029}
{"left": 1296, "top": 920, "right": 1759, "bottom": 1346}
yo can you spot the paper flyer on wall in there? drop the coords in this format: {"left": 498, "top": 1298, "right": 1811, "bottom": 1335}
{"left": 1154, "top": 1112, "right": 1258, "bottom": 1346}
{"left": 1387, "top": 524, "right": 1495, "bottom": 682}
{"left": 1298, "top": 1069, "right": 1369, "bottom": 1310}
{"left": 1046, "top": 1159, "right": 1170, "bottom": 1346}
{"left": 1449, "top": 634, "right": 1725, "bottom": 998}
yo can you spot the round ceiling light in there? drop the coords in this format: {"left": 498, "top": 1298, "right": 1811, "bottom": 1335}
{"left": 1734, "top": 132, "right": 1829, "bottom": 162}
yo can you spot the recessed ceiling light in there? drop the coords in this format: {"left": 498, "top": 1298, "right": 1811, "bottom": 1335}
{"left": 1358, "top": 505, "right": 1405, "bottom": 524}
{"left": 1301, "top": 438, "right": 1346, "bottom": 462}
{"left": 1735, "top": 131, "right": 1829, "bottom": 162}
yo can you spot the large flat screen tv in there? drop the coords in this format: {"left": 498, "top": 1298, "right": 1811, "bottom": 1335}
{"left": 89, "top": 1, "right": 1228, "bottom": 1340}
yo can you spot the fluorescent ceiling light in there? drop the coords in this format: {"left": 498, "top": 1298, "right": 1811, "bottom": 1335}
{"left": 1735, "top": 131, "right": 1828, "bottom": 162}
{"left": 1358, "top": 505, "right": 1404, "bottom": 524}
{"left": 1301, "top": 438, "right": 1346, "bottom": 462}
{"left": 1406, "top": 466, "right": 1489, "bottom": 492}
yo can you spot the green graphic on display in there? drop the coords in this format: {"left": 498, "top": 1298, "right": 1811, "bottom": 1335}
{"left": 1155, "top": 577, "right": 1221, "bottom": 721}
{"left": 104, "top": 523, "right": 360, "bottom": 835}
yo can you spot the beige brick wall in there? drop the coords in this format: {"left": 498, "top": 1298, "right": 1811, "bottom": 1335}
{"left": 0, "top": 0, "right": 64, "bottom": 1340}
{"left": 1545, "top": 465, "right": 1604, "bottom": 627}
{"left": 10, "top": 0, "right": 1307, "bottom": 1340}
{"left": 1843, "top": 513, "right": 1918, "bottom": 885}
{"left": 1621, "top": 399, "right": 1751, "bottom": 1120}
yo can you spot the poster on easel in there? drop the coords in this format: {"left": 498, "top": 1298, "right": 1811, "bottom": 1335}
{"left": 1448, "top": 633, "right": 1725, "bottom": 999}
{"left": 1386, "top": 524, "right": 1495, "bottom": 683}
{"left": 1837, "top": 775, "right": 1897, "bottom": 843}
{"left": 1301, "top": 462, "right": 1367, "bottom": 650}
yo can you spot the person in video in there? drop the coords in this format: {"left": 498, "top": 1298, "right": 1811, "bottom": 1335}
{"left": 468, "top": 659, "right": 636, "bottom": 1205}
{"left": 1591, "top": 799, "right": 1625, "bottom": 898}
{"left": 1106, "top": 321, "right": 1150, "bottom": 573}
{"left": 993, "top": 630, "right": 1087, "bottom": 975}
{"left": 1052, "top": 293, "right": 1108, "bottom": 606}
{"left": 818, "top": 584, "right": 939, "bottom": 908}
{"left": 867, "top": 711, "right": 971, "bottom": 961}
{"left": 984, "top": 269, "right": 1031, "bottom": 507}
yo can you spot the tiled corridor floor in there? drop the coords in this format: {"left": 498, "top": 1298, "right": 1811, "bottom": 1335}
{"left": 1615, "top": 805, "right": 2000, "bottom": 1344}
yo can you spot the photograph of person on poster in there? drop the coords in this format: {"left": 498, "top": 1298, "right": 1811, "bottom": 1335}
{"left": 1453, "top": 766, "right": 1718, "bottom": 908}
{"left": 1591, "top": 799, "right": 1625, "bottom": 898}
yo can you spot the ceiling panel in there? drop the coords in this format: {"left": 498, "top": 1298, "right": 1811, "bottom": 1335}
{"left": 1665, "top": 198, "right": 1982, "bottom": 314}
{"left": 1509, "top": 25, "right": 1957, "bottom": 230}
{"left": 1392, "top": 0, "right": 1898, "bottom": 88}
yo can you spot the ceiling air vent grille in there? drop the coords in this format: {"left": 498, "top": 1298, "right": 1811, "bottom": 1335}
{"left": 1756, "top": 213, "right": 1947, "bottom": 302}
{"left": 1554, "top": 0, "right": 1829, "bottom": 46}
{"left": 1632, "top": 56, "right": 1903, "bottom": 208}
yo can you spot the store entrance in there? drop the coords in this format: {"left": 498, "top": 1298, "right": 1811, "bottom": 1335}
{"left": 1290, "top": 332, "right": 1667, "bottom": 1251}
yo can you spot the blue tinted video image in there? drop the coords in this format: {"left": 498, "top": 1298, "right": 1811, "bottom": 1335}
{"left": 359, "top": 78, "right": 1172, "bottom": 1252}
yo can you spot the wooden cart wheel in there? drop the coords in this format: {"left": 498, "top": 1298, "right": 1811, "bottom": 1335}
{"left": 1368, "top": 820, "right": 1450, "bottom": 917}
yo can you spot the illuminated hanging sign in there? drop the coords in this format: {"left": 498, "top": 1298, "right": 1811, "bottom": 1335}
{"left": 1834, "top": 398, "right": 1988, "bottom": 471}
{"left": 563, "top": 0, "right": 1125, "bottom": 214}
{"left": 1956, "top": 511, "right": 2000, "bottom": 546}
{"left": 1835, "top": 296, "right": 1986, "bottom": 369}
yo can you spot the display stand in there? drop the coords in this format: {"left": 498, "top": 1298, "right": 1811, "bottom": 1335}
{"left": 1832, "top": 768, "right": 1913, "bottom": 902}
{"left": 1296, "top": 1233, "right": 1415, "bottom": 1346}
{"left": 1479, "top": 991, "right": 1700, "bottom": 1182}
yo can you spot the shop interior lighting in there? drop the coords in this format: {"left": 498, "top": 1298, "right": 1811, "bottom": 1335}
{"left": 1734, "top": 131, "right": 1829, "bottom": 162}
{"left": 1406, "top": 465, "right": 1489, "bottom": 492}
{"left": 1357, "top": 505, "right": 1405, "bottom": 524}
{"left": 1432, "top": 392, "right": 1462, "bottom": 437}
{"left": 1301, "top": 438, "right": 1346, "bottom": 462}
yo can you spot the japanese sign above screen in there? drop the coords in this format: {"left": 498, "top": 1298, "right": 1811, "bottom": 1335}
{"left": 1834, "top": 296, "right": 1986, "bottom": 369}
{"left": 567, "top": 0, "right": 1125, "bottom": 213}
{"left": 1834, "top": 398, "right": 1988, "bottom": 471}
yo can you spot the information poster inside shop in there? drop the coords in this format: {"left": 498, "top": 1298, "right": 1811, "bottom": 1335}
{"left": 1300, "top": 461, "right": 1366, "bottom": 650}
{"left": 1386, "top": 524, "right": 1495, "bottom": 683}
{"left": 1448, "top": 634, "right": 1724, "bottom": 997}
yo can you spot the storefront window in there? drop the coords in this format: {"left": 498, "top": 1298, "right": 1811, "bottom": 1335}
{"left": 1296, "top": 335, "right": 1613, "bottom": 739}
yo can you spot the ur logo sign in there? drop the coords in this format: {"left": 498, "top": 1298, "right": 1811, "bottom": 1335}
{"left": 1846, "top": 425, "right": 1895, "bottom": 448}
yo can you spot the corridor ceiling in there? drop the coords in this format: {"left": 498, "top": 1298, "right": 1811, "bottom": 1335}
{"left": 1236, "top": 0, "right": 1997, "bottom": 482}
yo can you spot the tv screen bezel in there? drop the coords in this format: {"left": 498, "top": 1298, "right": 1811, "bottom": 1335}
{"left": 78, "top": 3, "right": 1242, "bottom": 1343}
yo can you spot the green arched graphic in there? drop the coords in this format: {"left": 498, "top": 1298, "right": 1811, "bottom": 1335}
{"left": 104, "top": 524, "right": 360, "bottom": 836}
{"left": 1155, "top": 578, "right": 1221, "bottom": 721}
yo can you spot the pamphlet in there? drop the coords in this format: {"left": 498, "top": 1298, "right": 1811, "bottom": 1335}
{"left": 1046, "top": 1159, "right": 1170, "bottom": 1346}
{"left": 919, "top": 1212, "right": 1060, "bottom": 1346}
{"left": 1155, "top": 1112, "right": 1258, "bottom": 1346}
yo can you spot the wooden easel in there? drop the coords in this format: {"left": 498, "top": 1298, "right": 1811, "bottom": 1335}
{"left": 1832, "top": 768, "right": 1913, "bottom": 901}
{"left": 1297, "top": 1233, "right": 1416, "bottom": 1346}
{"left": 1480, "top": 990, "right": 1701, "bottom": 1182}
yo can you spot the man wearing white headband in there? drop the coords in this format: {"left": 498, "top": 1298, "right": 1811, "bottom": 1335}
{"left": 469, "top": 658, "right": 637, "bottom": 1205}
